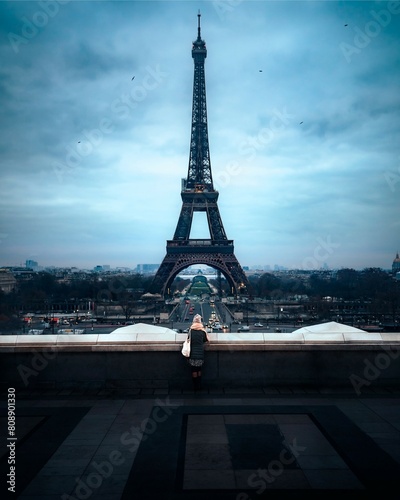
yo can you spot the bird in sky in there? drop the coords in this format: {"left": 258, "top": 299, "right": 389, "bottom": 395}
{"left": 300, "top": 122, "right": 303, "bottom": 125}
{"left": 131, "top": 76, "right": 135, "bottom": 80}
{"left": 344, "top": 24, "right": 348, "bottom": 27}
{"left": 259, "top": 69, "right": 263, "bottom": 72}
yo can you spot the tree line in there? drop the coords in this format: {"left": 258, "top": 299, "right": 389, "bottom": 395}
{"left": 0, "top": 267, "right": 398, "bottom": 323}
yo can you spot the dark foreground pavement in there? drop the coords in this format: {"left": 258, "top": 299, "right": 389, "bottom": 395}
{"left": 1, "top": 386, "right": 400, "bottom": 500}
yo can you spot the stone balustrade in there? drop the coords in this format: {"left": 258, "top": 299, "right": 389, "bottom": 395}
{"left": 1, "top": 331, "right": 400, "bottom": 391}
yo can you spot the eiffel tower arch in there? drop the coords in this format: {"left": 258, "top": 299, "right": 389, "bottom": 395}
{"left": 152, "top": 12, "right": 250, "bottom": 297}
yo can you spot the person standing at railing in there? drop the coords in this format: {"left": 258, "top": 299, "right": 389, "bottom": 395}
{"left": 187, "top": 314, "right": 209, "bottom": 392}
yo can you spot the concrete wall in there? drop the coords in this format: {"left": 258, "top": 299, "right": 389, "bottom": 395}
{"left": 2, "top": 345, "right": 400, "bottom": 392}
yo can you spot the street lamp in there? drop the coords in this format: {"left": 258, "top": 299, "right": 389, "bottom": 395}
{"left": 276, "top": 307, "right": 284, "bottom": 325}
{"left": 51, "top": 304, "right": 55, "bottom": 335}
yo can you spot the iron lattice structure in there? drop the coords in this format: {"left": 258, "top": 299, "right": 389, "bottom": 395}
{"left": 153, "top": 13, "right": 250, "bottom": 296}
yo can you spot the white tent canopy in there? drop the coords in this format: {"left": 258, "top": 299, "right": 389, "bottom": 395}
{"left": 293, "top": 321, "right": 366, "bottom": 335}
{"left": 109, "top": 322, "right": 176, "bottom": 335}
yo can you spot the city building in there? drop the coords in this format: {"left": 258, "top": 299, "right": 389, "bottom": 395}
{"left": 0, "top": 269, "right": 17, "bottom": 293}
{"left": 392, "top": 252, "right": 400, "bottom": 275}
{"left": 135, "top": 264, "right": 159, "bottom": 274}
{"left": 26, "top": 259, "right": 38, "bottom": 270}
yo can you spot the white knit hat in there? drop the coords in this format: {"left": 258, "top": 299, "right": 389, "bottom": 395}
{"left": 193, "top": 314, "right": 202, "bottom": 323}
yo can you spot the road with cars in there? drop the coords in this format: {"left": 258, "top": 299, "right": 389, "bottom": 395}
{"left": 167, "top": 298, "right": 296, "bottom": 333}
{"left": 18, "top": 296, "right": 298, "bottom": 335}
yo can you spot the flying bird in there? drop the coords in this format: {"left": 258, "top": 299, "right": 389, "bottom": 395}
{"left": 78, "top": 141, "right": 81, "bottom": 143}
{"left": 300, "top": 122, "right": 303, "bottom": 125}
{"left": 259, "top": 69, "right": 263, "bottom": 72}
{"left": 344, "top": 24, "right": 348, "bottom": 27}
{"left": 131, "top": 76, "right": 135, "bottom": 80}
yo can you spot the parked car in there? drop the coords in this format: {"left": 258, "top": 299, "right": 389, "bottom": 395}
{"left": 254, "top": 323, "right": 263, "bottom": 327}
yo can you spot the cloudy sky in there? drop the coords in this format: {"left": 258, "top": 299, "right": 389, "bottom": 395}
{"left": 0, "top": 0, "right": 399, "bottom": 272}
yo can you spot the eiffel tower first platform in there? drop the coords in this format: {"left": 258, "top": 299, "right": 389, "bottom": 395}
{"left": 152, "top": 13, "right": 250, "bottom": 297}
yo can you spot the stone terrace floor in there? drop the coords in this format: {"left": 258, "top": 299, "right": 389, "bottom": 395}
{"left": 1, "top": 386, "right": 400, "bottom": 499}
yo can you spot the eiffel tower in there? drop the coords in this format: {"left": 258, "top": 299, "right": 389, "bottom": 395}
{"left": 153, "top": 12, "right": 250, "bottom": 297}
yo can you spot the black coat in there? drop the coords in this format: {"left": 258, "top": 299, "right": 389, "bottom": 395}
{"left": 189, "top": 328, "right": 207, "bottom": 360}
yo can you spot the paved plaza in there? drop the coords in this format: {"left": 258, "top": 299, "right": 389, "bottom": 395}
{"left": 1, "top": 386, "right": 400, "bottom": 499}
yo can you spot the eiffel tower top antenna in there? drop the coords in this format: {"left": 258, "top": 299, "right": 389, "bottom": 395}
{"left": 197, "top": 9, "right": 201, "bottom": 39}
